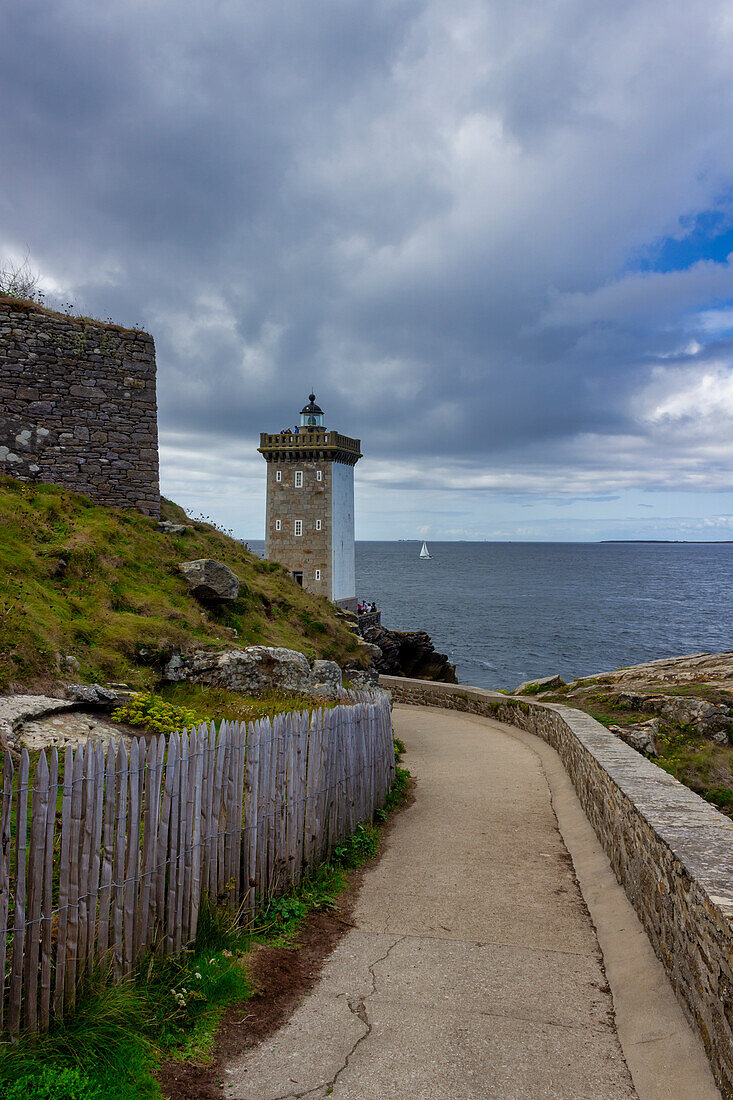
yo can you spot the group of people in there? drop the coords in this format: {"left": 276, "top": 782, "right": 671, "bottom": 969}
{"left": 358, "top": 600, "right": 378, "bottom": 614}
{"left": 279, "top": 425, "right": 300, "bottom": 434}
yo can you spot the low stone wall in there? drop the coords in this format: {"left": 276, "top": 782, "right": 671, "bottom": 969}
{"left": 382, "top": 675, "right": 733, "bottom": 1097}
{"left": 356, "top": 610, "right": 381, "bottom": 631}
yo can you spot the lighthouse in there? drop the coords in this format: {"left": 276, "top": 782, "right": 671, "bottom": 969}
{"left": 259, "top": 396, "right": 361, "bottom": 610}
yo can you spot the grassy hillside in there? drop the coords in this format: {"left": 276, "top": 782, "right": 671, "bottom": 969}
{"left": 0, "top": 477, "right": 367, "bottom": 692}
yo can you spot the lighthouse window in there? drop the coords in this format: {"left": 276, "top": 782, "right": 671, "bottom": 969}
{"left": 276, "top": 470, "right": 282, "bottom": 482}
{"left": 315, "top": 569, "right": 321, "bottom": 581}
{"left": 316, "top": 470, "right": 323, "bottom": 482}
{"left": 275, "top": 519, "right": 282, "bottom": 531}
{"left": 295, "top": 470, "right": 303, "bottom": 488}
{"left": 315, "top": 519, "right": 322, "bottom": 531}
{"left": 294, "top": 519, "right": 303, "bottom": 536}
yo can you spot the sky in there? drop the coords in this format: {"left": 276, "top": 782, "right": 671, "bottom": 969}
{"left": 3, "top": 0, "right": 733, "bottom": 541}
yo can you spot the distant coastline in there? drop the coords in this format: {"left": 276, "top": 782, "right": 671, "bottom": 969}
{"left": 601, "top": 540, "right": 733, "bottom": 544}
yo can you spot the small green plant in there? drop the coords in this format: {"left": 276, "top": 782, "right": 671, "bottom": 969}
{"left": 257, "top": 895, "right": 309, "bottom": 936}
{"left": 385, "top": 766, "right": 411, "bottom": 813}
{"left": 111, "top": 691, "right": 200, "bottom": 735}
{"left": 5, "top": 1066, "right": 102, "bottom": 1100}
{"left": 704, "top": 786, "right": 733, "bottom": 810}
{"left": 333, "top": 822, "right": 380, "bottom": 867}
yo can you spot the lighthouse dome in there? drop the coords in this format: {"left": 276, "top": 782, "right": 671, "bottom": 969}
{"left": 300, "top": 394, "right": 324, "bottom": 428}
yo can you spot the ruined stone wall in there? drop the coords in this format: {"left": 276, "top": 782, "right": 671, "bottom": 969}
{"left": 0, "top": 296, "right": 160, "bottom": 516}
{"left": 382, "top": 675, "right": 733, "bottom": 1098}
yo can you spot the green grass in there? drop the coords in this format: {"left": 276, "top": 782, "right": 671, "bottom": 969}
{"left": 110, "top": 686, "right": 339, "bottom": 736}
{"left": 0, "top": 478, "right": 367, "bottom": 692}
{"left": 0, "top": 743, "right": 411, "bottom": 1099}
{"left": 0, "top": 912, "right": 252, "bottom": 1100}
{"left": 156, "top": 684, "right": 338, "bottom": 725}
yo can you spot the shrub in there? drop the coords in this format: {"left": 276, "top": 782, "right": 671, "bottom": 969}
{"left": 0, "top": 256, "right": 41, "bottom": 300}
{"left": 111, "top": 691, "right": 201, "bottom": 735}
{"left": 5, "top": 1065, "right": 102, "bottom": 1100}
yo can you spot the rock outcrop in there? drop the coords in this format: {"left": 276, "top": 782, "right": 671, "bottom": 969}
{"left": 573, "top": 651, "right": 733, "bottom": 691}
{"left": 179, "top": 559, "right": 240, "bottom": 601}
{"left": 0, "top": 695, "right": 79, "bottom": 754}
{"left": 512, "top": 674, "right": 565, "bottom": 695}
{"left": 66, "top": 683, "right": 127, "bottom": 708}
{"left": 163, "top": 646, "right": 345, "bottom": 699}
{"left": 360, "top": 623, "right": 457, "bottom": 683}
{"left": 343, "top": 668, "right": 380, "bottom": 690}
{"left": 608, "top": 719, "right": 659, "bottom": 756}
{"left": 311, "top": 659, "right": 343, "bottom": 697}
{"left": 608, "top": 691, "right": 733, "bottom": 744}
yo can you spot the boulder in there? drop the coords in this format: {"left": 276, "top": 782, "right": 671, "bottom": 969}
{"left": 355, "top": 638, "right": 383, "bottom": 662}
{"left": 344, "top": 668, "right": 380, "bottom": 690}
{"left": 57, "top": 654, "right": 80, "bottom": 673}
{"left": 158, "top": 521, "right": 192, "bottom": 535}
{"left": 162, "top": 646, "right": 313, "bottom": 694}
{"left": 179, "top": 559, "right": 239, "bottom": 601}
{"left": 65, "top": 683, "right": 124, "bottom": 709}
{"left": 311, "top": 660, "right": 343, "bottom": 699}
{"left": 512, "top": 674, "right": 565, "bottom": 695}
{"left": 614, "top": 691, "right": 649, "bottom": 710}
{"left": 608, "top": 719, "right": 659, "bottom": 756}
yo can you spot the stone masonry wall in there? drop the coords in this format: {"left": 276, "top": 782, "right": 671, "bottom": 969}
{"left": 0, "top": 297, "right": 160, "bottom": 516}
{"left": 382, "top": 675, "right": 733, "bottom": 1097}
{"left": 265, "top": 457, "right": 331, "bottom": 598}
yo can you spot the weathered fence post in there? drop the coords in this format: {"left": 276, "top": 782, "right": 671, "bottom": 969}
{"left": 0, "top": 691, "right": 394, "bottom": 1035}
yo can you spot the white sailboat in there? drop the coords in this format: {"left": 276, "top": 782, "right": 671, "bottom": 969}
{"left": 419, "top": 540, "right": 431, "bottom": 559}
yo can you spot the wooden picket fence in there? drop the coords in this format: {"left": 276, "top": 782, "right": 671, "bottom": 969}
{"left": 0, "top": 691, "right": 394, "bottom": 1038}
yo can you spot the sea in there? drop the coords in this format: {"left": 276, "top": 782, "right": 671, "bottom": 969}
{"left": 247, "top": 541, "right": 733, "bottom": 691}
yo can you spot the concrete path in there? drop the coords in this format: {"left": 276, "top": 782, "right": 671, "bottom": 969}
{"left": 226, "top": 705, "right": 719, "bottom": 1099}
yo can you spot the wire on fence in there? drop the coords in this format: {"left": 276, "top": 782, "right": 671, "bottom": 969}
{"left": 0, "top": 692, "right": 396, "bottom": 1037}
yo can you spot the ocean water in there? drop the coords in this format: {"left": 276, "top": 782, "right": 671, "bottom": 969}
{"left": 355, "top": 541, "right": 733, "bottom": 690}
{"left": 246, "top": 540, "right": 733, "bottom": 691}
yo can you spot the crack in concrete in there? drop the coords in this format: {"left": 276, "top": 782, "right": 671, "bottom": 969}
{"left": 264, "top": 935, "right": 406, "bottom": 1100}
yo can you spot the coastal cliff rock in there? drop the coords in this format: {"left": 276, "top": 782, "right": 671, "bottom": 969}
{"left": 573, "top": 651, "right": 733, "bottom": 691}
{"left": 512, "top": 674, "right": 565, "bottom": 695}
{"left": 541, "top": 651, "right": 733, "bottom": 746}
{"left": 608, "top": 719, "right": 659, "bottom": 756}
{"left": 163, "top": 646, "right": 312, "bottom": 693}
{"left": 162, "top": 645, "right": 346, "bottom": 698}
{"left": 360, "top": 623, "right": 457, "bottom": 683}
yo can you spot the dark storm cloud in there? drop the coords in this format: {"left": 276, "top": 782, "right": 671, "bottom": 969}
{"left": 3, "top": 0, "right": 733, "bottom": 519}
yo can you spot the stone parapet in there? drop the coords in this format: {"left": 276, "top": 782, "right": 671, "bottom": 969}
{"left": 259, "top": 430, "right": 361, "bottom": 466}
{"left": 381, "top": 675, "right": 733, "bottom": 1097}
{"left": 356, "top": 610, "right": 381, "bottom": 630}
{"left": 0, "top": 296, "right": 160, "bottom": 515}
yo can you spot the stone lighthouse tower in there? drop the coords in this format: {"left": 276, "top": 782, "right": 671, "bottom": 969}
{"left": 259, "top": 396, "right": 361, "bottom": 610}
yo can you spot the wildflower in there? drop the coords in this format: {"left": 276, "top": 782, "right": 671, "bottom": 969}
{"left": 195, "top": 971, "right": 202, "bottom": 979}
{"left": 222, "top": 949, "right": 232, "bottom": 957}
